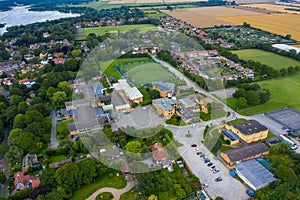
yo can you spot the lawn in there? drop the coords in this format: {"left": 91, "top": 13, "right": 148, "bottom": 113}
{"left": 231, "top": 49, "right": 300, "bottom": 70}
{"left": 120, "top": 189, "right": 144, "bottom": 200}
{"left": 49, "top": 155, "right": 68, "bottom": 163}
{"left": 226, "top": 73, "right": 300, "bottom": 115}
{"left": 56, "top": 119, "right": 73, "bottom": 140}
{"left": 121, "top": 61, "right": 181, "bottom": 87}
{"left": 229, "top": 118, "right": 247, "bottom": 124}
{"left": 71, "top": 175, "right": 126, "bottom": 200}
{"left": 82, "top": 24, "right": 157, "bottom": 36}
{"left": 100, "top": 58, "right": 152, "bottom": 80}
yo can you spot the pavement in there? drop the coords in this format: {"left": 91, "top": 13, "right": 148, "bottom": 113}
{"left": 49, "top": 110, "right": 59, "bottom": 149}
{"left": 86, "top": 179, "right": 136, "bottom": 200}
{"left": 112, "top": 105, "right": 164, "bottom": 132}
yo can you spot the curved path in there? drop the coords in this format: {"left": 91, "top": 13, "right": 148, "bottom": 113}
{"left": 86, "top": 179, "right": 136, "bottom": 200}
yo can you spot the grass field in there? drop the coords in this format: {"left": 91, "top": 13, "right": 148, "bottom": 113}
{"left": 241, "top": 4, "right": 300, "bottom": 14}
{"left": 71, "top": 175, "right": 126, "bottom": 200}
{"left": 49, "top": 155, "right": 68, "bottom": 163}
{"left": 218, "top": 13, "right": 300, "bottom": 40}
{"left": 123, "top": 62, "right": 181, "bottom": 87}
{"left": 226, "top": 73, "right": 300, "bottom": 115}
{"left": 161, "top": 6, "right": 264, "bottom": 28}
{"left": 82, "top": 24, "right": 157, "bottom": 36}
{"left": 231, "top": 49, "right": 300, "bottom": 70}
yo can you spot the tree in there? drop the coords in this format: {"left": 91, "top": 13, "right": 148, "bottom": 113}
{"left": 125, "top": 141, "right": 143, "bottom": 153}
{"left": 78, "top": 159, "right": 97, "bottom": 185}
{"left": 0, "top": 171, "right": 6, "bottom": 184}
{"left": 55, "top": 162, "right": 82, "bottom": 197}
{"left": 15, "top": 132, "right": 40, "bottom": 153}
{"left": 245, "top": 90, "right": 260, "bottom": 105}
{"left": 58, "top": 81, "right": 72, "bottom": 96}
{"left": 215, "top": 197, "right": 224, "bottom": 200}
{"left": 52, "top": 91, "right": 67, "bottom": 106}
{"left": 236, "top": 97, "right": 248, "bottom": 109}
{"left": 148, "top": 194, "right": 158, "bottom": 200}
{"left": 280, "top": 68, "right": 288, "bottom": 76}
{"left": 5, "top": 145, "right": 24, "bottom": 162}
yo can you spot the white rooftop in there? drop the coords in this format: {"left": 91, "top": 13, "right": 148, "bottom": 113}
{"left": 272, "top": 44, "right": 300, "bottom": 54}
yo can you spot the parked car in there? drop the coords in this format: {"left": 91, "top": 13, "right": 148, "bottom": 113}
{"left": 194, "top": 148, "right": 200, "bottom": 152}
{"left": 207, "top": 162, "right": 213, "bottom": 167}
{"left": 215, "top": 177, "right": 222, "bottom": 182}
{"left": 191, "top": 144, "right": 197, "bottom": 147}
{"left": 202, "top": 183, "right": 209, "bottom": 188}
{"left": 210, "top": 166, "right": 216, "bottom": 170}
{"left": 196, "top": 152, "right": 202, "bottom": 155}
{"left": 191, "top": 124, "right": 195, "bottom": 128}
{"left": 200, "top": 154, "right": 205, "bottom": 158}
{"left": 204, "top": 159, "right": 210, "bottom": 163}
{"left": 213, "top": 169, "right": 220, "bottom": 174}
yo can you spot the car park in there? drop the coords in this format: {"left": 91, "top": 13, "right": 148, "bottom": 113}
{"left": 207, "top": 162, "right": 213, "bottom": 167}
{"left": 215, "top": 177, "right": 222, "bottom": 182}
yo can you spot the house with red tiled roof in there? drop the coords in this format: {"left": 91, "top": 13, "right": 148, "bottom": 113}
{"left": 150, "top": 143, "right": 171, "bottom": 168}
{"left": 14, "top": 172, "right": 40, "bottom": 190}
{"left": 53, "top": 58, "right": 65, "bottom": 64}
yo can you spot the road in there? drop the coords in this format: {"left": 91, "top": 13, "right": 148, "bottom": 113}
{"left": 49, "top": 111, "right": 59, "bottom": 149}
{"left": 153, "top": 55, "right": 287, "bottom": 137}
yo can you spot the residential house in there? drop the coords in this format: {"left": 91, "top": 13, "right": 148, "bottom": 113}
{"left": 150, "top": 143, "right": 171, "bottom": 168}
{"left": 22, "top": 154, "right": 38, "bottom": 173}
{"left": 14, "top": 172, "right": 40, "bottom": 190}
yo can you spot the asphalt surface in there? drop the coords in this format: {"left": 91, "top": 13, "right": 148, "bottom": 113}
{"left": 166, "top": 125, "right": 248, "bottom": 200}
{"left": 49, "top": 111, "right": 59, "bottom": 149}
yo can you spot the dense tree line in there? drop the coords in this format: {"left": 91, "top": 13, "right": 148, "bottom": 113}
{"left": 232, "top": 83, "right": 270, "bottom": 109}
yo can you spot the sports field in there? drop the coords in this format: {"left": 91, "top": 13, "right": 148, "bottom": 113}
{"left": 121, "top": 61, "right": 181, "bottom": 87}
{"left": 226, "top": 73, "right": 300, "bottom": 115}
{"left": 82, "top": 24, "right": 157, "bottom": 36}
{"left": 231, "top": 49, "right": 300, "bottom": 70}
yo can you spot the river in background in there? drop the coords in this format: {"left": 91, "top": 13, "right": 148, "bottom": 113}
{"left": 0, "top": 6, "right": 80, "bottom": 35}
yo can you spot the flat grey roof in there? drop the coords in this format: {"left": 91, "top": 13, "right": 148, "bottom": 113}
{"left": 233, "top": 120, "right": 268, "bottom": 135}
{"left": 153, "top": 81, "right": 175, "bottom": 92}
{"left": 234, "top": 159, "right": 276, "bottom": 190}
{"left": 153, "top": 97, "right": 177, "bottom": 111}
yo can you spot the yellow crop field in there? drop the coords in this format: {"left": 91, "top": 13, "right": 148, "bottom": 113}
{"left": 161, "top": 6, "right": 264, "bottom": 27}
{"left": 241, "top": 4, "right": 300, "bottom": 14}
{"left": 218, "top": 14, "right": 300, "bottom": 41}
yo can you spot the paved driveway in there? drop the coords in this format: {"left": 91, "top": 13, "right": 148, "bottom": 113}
{"left": 112, "top": 106, "right": 164, "bottom": 132}
{"left": 166, "top": 125, "right": 248, "bottom": 200}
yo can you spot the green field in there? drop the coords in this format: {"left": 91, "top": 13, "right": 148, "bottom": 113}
{"left": 226, "top": 73, "right": 300, "bottom": 115}
{"left": 49, "top": 155, "right": 68, "bottom": 163}
{"left": 231, "top": 49, "right": 300, "bottom": 70}
{"left": 70, "top": 1, "right": 122, "bottom": 10}
{"left": 82, "top": 24, "right": 157, "bottom": 36}
{"left": 145, "top": 12, "right": 167, "bottom": 18}
{"left": 122, "top": 62, "right": 181, "bottom": 87}
{"left": 71, "top": 175, "right": 126, "bottom": 200}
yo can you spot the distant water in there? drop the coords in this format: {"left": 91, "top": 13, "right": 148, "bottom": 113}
{"left": 0, "top": 6, "right": 80, "bottom": 35}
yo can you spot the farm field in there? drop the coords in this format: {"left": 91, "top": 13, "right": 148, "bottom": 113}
{"left": 82, "top": 24, "right": 157, "bottom": 36}
{"left": 293, "top": 44, "right": 300, "bottom": 48}
{"left": 218, "top": 13, "right": 300, "bottom": 40}
{"left": 161, "top": 6, "right": 264, "bottom": 28}
{"left": 240, "top": 3, "right": 300, "bottom": 14}
{"left": 226, "top": 73, "right": 300, "bottom": 115}
{"left": 231, "top": 49, "right": 300, "bottom": 70}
